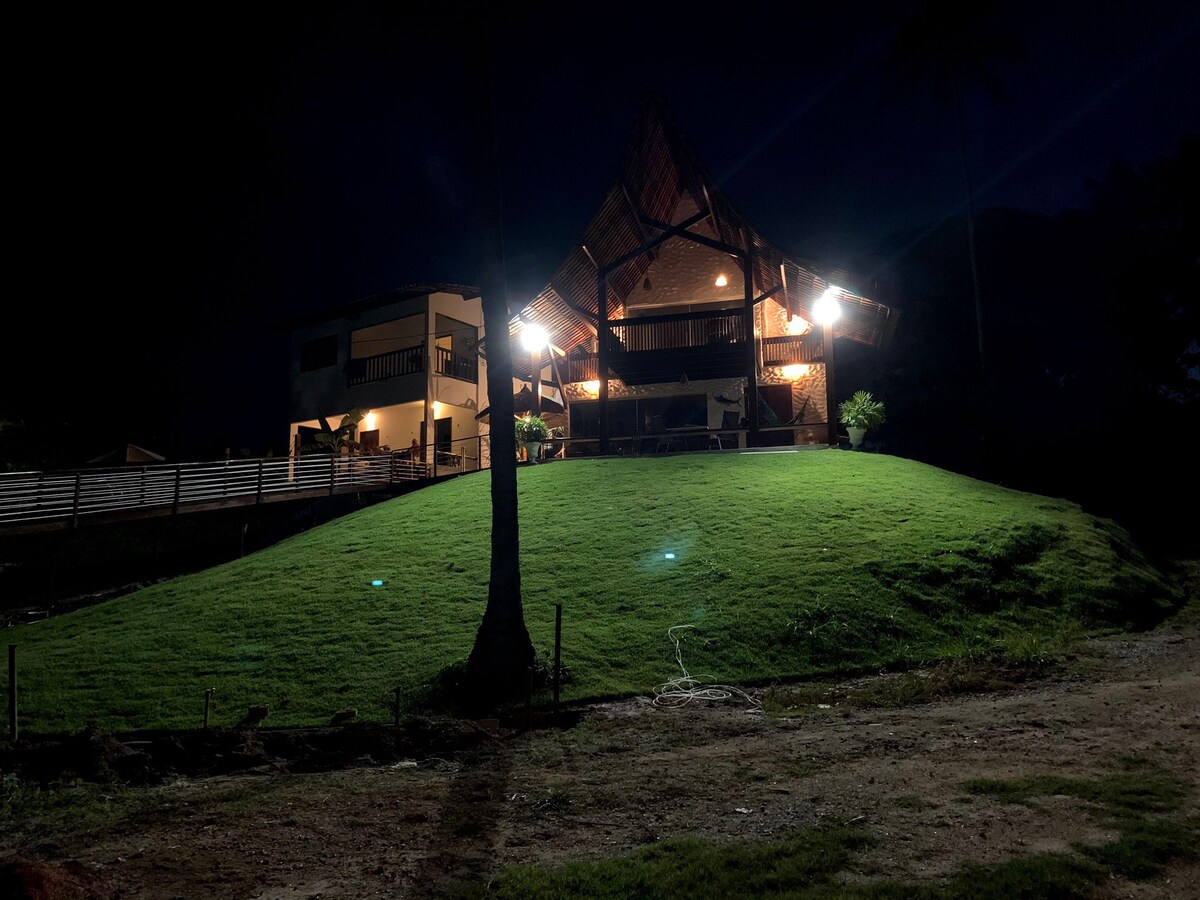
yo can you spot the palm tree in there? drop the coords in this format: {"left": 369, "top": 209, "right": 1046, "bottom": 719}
{"left": 463, "top": 15, "right": 535, "bottom": 711}
{"left": 884, "top": 0, "right": 1025, "bottom": 389}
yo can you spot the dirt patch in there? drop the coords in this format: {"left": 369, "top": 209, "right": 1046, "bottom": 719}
{"left": 3, "top": 565, "right": 1198, "bottom": 898}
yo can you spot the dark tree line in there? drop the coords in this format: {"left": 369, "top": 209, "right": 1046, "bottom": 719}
{"left": 838, "top": 134, "right": 1198, "bottom": 553}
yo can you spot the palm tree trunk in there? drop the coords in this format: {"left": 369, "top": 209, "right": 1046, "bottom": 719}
{"left": 464, "top": 34, "right": 534, "bottom": 710}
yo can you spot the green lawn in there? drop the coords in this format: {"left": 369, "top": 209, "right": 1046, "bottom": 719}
{"left": 2, "top": 452, "right": 1181, "bottom": 733}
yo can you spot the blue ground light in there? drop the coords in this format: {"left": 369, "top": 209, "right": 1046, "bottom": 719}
{"left": 371, "top": 580, "right": 384, "bottom": 587}
{"left": 665, "top": 552, "right": 676, "bottom": 560}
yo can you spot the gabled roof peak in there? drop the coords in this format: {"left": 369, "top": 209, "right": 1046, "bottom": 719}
{"left": 510, "top": 98, "right": 896, "bottom": 353}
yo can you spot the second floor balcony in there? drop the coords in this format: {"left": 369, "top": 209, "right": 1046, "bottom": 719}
{"left": 345, "top": 344, "right": 478, "bottom": 387}
{"left": 564, "top": 308, "right": 824, "bottom": 385}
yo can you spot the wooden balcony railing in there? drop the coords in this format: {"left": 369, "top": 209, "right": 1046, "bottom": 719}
{"left": 761, "top": 333, "right": 824, "bottom": 366}
{"left": 610, "top": 308, "right": 746, "bottom": 352}
{"left": 566, "top": 354, "right": 599, "bottom": 383}
{"left": 346, "top": 345, "right": 424, "bottom": 386}
{"left": 434, "top": 346, "right": 478, "bottom": 383}
{"left": 561, "top": 313, "right": 825, "bottom": 384}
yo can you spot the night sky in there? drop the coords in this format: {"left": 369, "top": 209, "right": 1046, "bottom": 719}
{"left": 7, "top": 0, "right": 1198, "bottom": 460}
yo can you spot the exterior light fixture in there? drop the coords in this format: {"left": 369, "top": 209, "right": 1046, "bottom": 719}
{"left": 714, "top": 273, "right": 729, "bottom": 287}
{"left": 815, "top": 286, "right": 842, "bottom": 447}
{"left": 363, "top": 412, "right": 377, "bottom": 431}
{"left": 782, "top": 364, "right": 810, "bottom": 380}
{"left": 581, "top": 380, "right": 600, "bottom": 397}
{"left": 813, "top": 286, "right": 841, "bottom": 326}
{"left": 371, "top": 580, "right": 384, "bottom": 587}
{"left": 665, "top": 552, "right": 676, "bottom": 560}
{"left": 521, "top": 324, "right": 548, "bottom": 352}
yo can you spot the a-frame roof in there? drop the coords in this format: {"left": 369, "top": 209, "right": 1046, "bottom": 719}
{"left": 508, "top": 96, "right": 897, "bottom": 353}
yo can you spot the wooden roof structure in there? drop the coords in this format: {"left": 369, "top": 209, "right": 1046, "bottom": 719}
{"left": 507, "top": 95, "right": 897, "bottom": 355}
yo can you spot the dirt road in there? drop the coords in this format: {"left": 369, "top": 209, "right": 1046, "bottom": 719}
{"left": 5, "top": 574, "right": 1198, "bottom": 898}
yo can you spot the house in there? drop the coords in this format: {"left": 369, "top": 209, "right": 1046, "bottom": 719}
{"left": 287, "top": 284, "right": 491, "bottom": 473}
{"left": 287, "top": 97, "right": 897, "bottom": 469}
{"left": 504, "top": 95, "right": 897, "bottom": 454}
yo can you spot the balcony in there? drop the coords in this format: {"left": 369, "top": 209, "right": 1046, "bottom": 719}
{"left": 563, "top": 311, "right": 825, "bottom": 386}
{"left": 434, "top": 346, "right": 478, "bottom": 382}
{"left": 345, "top": 345, "right": 477, "bottom": 387}
{"left": 346, "top": 345, "right": 425, "bottom": 386}
{"left": 761, "top": 333, "right": 824, "bottom": 366}
{"left": 606, "top": 309, "right": 747, "bottom": 385}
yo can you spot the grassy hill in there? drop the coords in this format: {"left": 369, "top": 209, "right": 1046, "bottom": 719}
{"left": 2, "top": 452, "right": 1182, "bottom": 734}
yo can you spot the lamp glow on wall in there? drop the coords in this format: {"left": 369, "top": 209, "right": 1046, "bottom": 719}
{"left": 363, "top": 412, "right": 377, "bottom": 431}
{"left": 714, "top": 273, "right": 729, "bottom": 288}
{"left": 786, "top": 315, "right": 812, "bottom": 336}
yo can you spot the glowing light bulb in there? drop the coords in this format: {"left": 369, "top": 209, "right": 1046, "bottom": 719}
{"left": 814, "top": 287, "right": 841, "bottom": 325}
{"left": 521, "top": 324, "right": 548, "bottom": 351}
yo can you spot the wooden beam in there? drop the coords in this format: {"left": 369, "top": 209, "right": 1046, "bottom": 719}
{"left": 701, "top": 184, "right": 723, "bottom": 242}
{"left": 602, "top": 209, "right": 709, "bottom": 275}
{"left": 598, "top": 271, "right": 610, "bottom": 455}
{"left": 619, "top": 182, "right": 658, "bottom": 261}
{"left": 638, "top": 215, "right": 744, "bottom": 258}
{"left": 548, "top": 284, "right": 600, "bottom": 334}
{"left": 744, "top": 245, "right": 759, "bottom": 440}
{"left": 548, "top": 351, "right": 571, "bottom": 421}
{"left": 753, "top": 284, "right": 783, "bottom": 306}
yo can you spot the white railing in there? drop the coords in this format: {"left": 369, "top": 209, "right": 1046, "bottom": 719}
{"left": 0, "top": 454, "right": 396, "bottom": 530}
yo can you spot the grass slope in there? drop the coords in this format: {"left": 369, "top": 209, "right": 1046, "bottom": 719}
{"left": 2, "top": 453, "right": 1180, "bottom": 733}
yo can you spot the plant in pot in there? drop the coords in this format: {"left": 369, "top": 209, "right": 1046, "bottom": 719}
{"left": 837, "top": 391, "right": 886, "bottom": 449}
{"left": 515, "top": 415, "right": 550, "bottom": 463}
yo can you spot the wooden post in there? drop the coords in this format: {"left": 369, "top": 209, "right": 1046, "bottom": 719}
{"left": 531, "top": 346, "right": 541, "bottom": 418}
{"left": 553, "top": 603, "right": 562, "bottom": 713}
{"left": 824, "top": 322, "right": 837, "bottom": 446}
{"left": 8, "top": 645, "right": 16, "bottom": 742}
{"left": 203, "top": 687, "right": 212, "bottom": 729}
{"left": 256, "top": 458, "right": 265, "bottom": 504}
{"left": 172, "top": 466, "right": 182, "bottom": 513}
{"left": 598, "top": 270, "right": 610, "bottom": 455}
{"left": 743, "top": 247, "right": 759, "bottom": 443}
{"left": 329, "top": 453, "right": 337, "bottom": 495}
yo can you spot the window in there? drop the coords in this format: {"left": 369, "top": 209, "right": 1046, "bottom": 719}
{"left": 300, "top": 334, "right": 338, "bottom": 372}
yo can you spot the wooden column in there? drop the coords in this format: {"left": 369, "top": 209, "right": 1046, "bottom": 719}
{"left": 824, "top": 323, "right": 837, "bottom": 446}
{"left": 530, "top": 347, "right": 541, "bottom": 418}
{"left": 743, "top": 248, "right": 759, "bottom": 442}
{"left": 597, "top": 271, "right": 610, "bottom": 455}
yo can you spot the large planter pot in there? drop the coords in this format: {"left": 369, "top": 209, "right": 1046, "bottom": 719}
{"left": 524, "top": 441, "right": 543, "bottom": 462}
{"left": 847, "top": 426, "right": 867, "bottom": 449}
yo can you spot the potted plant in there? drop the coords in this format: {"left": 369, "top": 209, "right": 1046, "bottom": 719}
{"left": 837, "top": 391, "right": 886, "bottom": 449}
{"left": 515, "top": 415, "right": 550, "bottom": 463}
